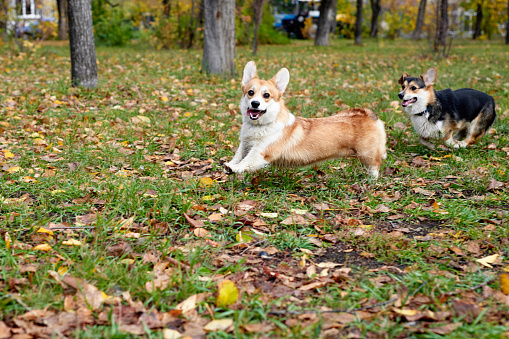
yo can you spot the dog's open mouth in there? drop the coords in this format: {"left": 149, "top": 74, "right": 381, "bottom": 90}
{"left": 247, "top": 109, "right": 266, "bottom": 120}
{"left": 401, "top": 98, "right": 417, "bottom": 107}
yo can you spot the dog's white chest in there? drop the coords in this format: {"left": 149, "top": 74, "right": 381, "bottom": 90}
{"left": 410, "top": 114, "right": 442, "bottom": 139}
{"left": 241, "top": 122, "right": 283, "bottom": 149}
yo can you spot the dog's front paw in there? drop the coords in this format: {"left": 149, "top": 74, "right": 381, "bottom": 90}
{"left": 224, "top": 162, "right": 245, "bottom": 174}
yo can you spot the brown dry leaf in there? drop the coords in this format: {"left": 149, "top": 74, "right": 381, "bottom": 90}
{"left": 75, "top": 213, "right": 97, "bottom": 226}
{"left": 82, "top": 283, "right": 107, "bottom": 311}
{"left": 203, "top": 319, "right": 234, "bottom": 333}
{"left": 207, "top": 213, "right": 222, "bottom": 222}
{"left": 281, "top": 213, "right": 309, "bottom": 226}
{"left": 243, "top": 322, "right": 274, "bottom": 333}
{"left": 373, "top": 204, "right": 391, "bottom": 213}
{"left": 194, "top": 228, "right": 210, "bottom": 238}
{"left": 466, "top": 242, "right": 481, "bottom": 255}
{"left": 298, "top": 278, "right": 333, "bottom": 291}
{"left": 387, "top": 214, "right": 405, "bottom": 220}
{"left": 183, "top": 213, "right": 205, "bottom": 228}
{"left": 452, "top": 300, "right": 481, "bottom": 323}
{"left": 449, "top": 246, "right": 464, "bottom": 256}
{"left": 487, "top": 178, "right": 504, "bottom": 190}
{"left": 0, "top": 321, "right": 10, "bottom": 339}
{"left": 175, "top": 294, "right": 197, "bottom": 315}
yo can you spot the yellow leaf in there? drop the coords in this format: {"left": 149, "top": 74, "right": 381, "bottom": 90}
{"left": 37, "top": 227, "right": 54, "bottom": 236}
{"left": 51, "top": 190, "right": 66, "bottom": 195}
{"left": 5, "top": 232, "right": 11, "bottom": 249}
{"left": 160, "top": 96, "right": 169, "bottom": 102}
{"left": 6, "top": 166, "right": 21, "bottom": 173}
{"left": 162, "top": 329, "right": 182, "bottom": 339}
{"left": 186, "top": 89, "right": 194, "bottom": 96}
{"left": 0, "top": 121, "right": 10, "bottom": 127}
{"left": 120, "top": 258, "right": 135, "bottom": 265}
{"left": 33, "top": 243, "right": 52, "bottom": 252}
{"left": 62, "top": 239, "right": 82, "bottom": 246}
{"left": 476, "top": 254, "right": 500, "bottom": 268}
{"left": 53, "top": 100, "right": 64, "bottom": 105}
{"left": 33, "top": 138, "right": 46, "bottom": 145}
{"left": 3, "top": 150, "right": 14, "bottom": 158}
{"left": 30, "top": 132, "right": 40, "bottom": 138}
{"left": 500, "top": 273, "right": 509, "bottom": 295}
{"left": 204, "top": 319, "right": 234, "bottom": 332}
{"left": 57, "top": 266, "right": 68, "bottom": 276}
{"left": 23, "top": 176, "right": 37, "bottom": 183}
{"left": 137, "top": 115, "right": 151, "bottom": 123}
{"left": 199, "top": 177, "right": 215, "bottom": 188}
{"left": 216, "top": 280, "right": 239, "bottom": 308}
{"left": 394, "top": 308, "right": 419, "bottom": 316}
{"left": 235, "top": 231, "right": 253, "bottom": 243}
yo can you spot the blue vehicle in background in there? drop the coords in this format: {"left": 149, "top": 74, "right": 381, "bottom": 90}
{"left": 273, "top": 0, "right": 321, "bottom": 39}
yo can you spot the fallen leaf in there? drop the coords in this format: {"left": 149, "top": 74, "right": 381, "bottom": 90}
{"left": 194, "top": 228, "right": 209, "bottom": 238}
{"left": 204, "top": 319, "right": 234, "bottom": 332}
{"left": 476, "top": 254, "right": 501, "bottom": 268}
{"left": 500, "top": 273, "right": 509, "bottom": 295}
{"left": 62, "top": 239, "right": 82, "bottom": 246}
{"left": 216, "top": 280, "right": 239, "bottom": 308}
{"left": 163, "top": 329, "right": 182, "bottom": 339}
{"left": 487, "top": 178, "right": 504, "bottom": 190}
{"left": 33, "top": 243, "right": 52, "bottom": 252}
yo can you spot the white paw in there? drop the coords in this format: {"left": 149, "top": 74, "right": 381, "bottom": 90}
{"left": 224, "top": 163, "right": 245, "bottom": 174}
{"left": 445, "top": 138, "right": 460, "bottom": 149}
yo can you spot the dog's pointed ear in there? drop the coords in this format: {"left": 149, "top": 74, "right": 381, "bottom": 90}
{"left": 242, "top": 61, "right": 258, "bottom": 86}
{"left": 422, "top": 67, "right": 437, "bottom": 86}
{"left": 271, "top": 68, "right": 290, "bottom": 93}
{"left": 398, "top": 73, "right": 409, "bottom": 85}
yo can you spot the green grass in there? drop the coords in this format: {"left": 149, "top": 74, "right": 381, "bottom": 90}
{"left": 0, "top": 38, "right": 508, "bottom": 338}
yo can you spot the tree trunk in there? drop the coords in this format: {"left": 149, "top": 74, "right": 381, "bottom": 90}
{"left": 506, "top": 0, "right": 509, "bottom": 44}
{"left": 57, "top": 0, "right": 68, "bottom": 40}
{"left": 314, "top": 0, "right": 336, "bottom": 46}
{"left": 473, "top": 2, "right": 483, "bottom": 39}
{"left": 252, "top": 0, "right": 265, "bottom": 54}
{"left": 434, "top": 0, "right": 448, "bottom": 53}
{"left": 68, "top": 0, "right": 98, "bottom": 88}
{"left": 202, "top": 0, "right": 236, "bottom": 76}
{"left": 163, "top": 0, "right": 171, "bottom": 18}
{"left": 354, "top": 0, "right": 363, "bottom": 45}
{"left": 412, "top": 0, "right": 427, "bottom": 40}
{"left": 369, "top": 0, "right": 381, "bottom": 38}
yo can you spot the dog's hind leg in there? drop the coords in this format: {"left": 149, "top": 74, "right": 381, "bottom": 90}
{"left": 459, "top": 101, "right": 496, "bottom": 147}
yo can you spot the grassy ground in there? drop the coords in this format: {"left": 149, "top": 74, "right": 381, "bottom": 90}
{"left": 0, "top": 38, "right": 508, "bottom": 338}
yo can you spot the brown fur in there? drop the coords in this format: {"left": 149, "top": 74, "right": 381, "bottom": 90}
{"left": 226, "top": 61, "right": 387, "bottom": 178}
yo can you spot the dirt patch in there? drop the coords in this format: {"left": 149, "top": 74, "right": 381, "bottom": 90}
{"left": 375, "top": 219, "right": 443, "bottom": 237}
{"left": 316, "top": 245, "right": 406, "bottom": 271}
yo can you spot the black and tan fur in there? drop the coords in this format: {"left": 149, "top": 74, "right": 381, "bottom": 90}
{"left": 398, "top": 67, "right": 496, "bottom": 149}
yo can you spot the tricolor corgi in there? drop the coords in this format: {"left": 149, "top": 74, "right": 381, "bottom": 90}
{"left": 398, "top": 67, "right": 496, "bottom": 150}
{"left": 224, "top": 61, "right": 387, "bottom": 178}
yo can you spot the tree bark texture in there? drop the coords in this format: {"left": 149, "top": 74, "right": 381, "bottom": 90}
{"left": 202, "top": 0, "right": 236, "bottom": 76}
{"left": 412, "top": 0, "right": 426, "bottom": 40}
{"left": 252, "top": 0, "right": 265, "bottom": 54}
{"left": 314, "top": 0, "right": 336, "bottom": 46}
{"left": 434, "top": 0, "right": 448, "bottom": 52}
{"left": 68, "top": 0, "right": 98, "bottom": 88}
{"left": 369, "top": 0, "right": 381, "bottom": 38}
{"left": 473, "top": 2, "right": 483, "bottom": 39}
{"left": 57, "top": 0, "right": 68, "bottom": 40}
{"left": 354, "top": 0, "right": 363, "bottom": 45}
{"left": 162, "top": 0, "right": 171, "bottom": 18}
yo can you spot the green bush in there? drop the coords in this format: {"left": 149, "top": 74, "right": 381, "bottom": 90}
{"left": 236, "top": 1, "right": 291, "bottom": 46}
{"left": 92, "top": 1, "right": 133, "bottom": 47}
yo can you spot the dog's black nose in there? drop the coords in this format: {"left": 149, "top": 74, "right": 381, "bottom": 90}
{"left": 398, "top": 93, "right": 404, "bottom": 100}
{"left": 251, "top": 100, "right": 260, "bottom": 108}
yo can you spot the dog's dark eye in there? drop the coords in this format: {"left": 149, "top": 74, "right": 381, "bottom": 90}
{"left": 248, "top": 90, "right": 255, "bottom": 96}
{"left": 263, "top": 93, "right": 270, "bottom": 99}
{"left": 410, "top": 86, "right": 417, "bottom": 91}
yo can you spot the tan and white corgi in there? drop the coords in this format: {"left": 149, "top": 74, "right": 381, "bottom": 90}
{"left": 224, "top": 61, "right": 387, "bottom": 178}
{"left": 398, "top": 67, "right": 496, "bottom": 149}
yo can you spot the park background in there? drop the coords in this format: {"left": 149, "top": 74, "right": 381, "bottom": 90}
{"left": 0, "top": 0, "right": 509, "bottom": 338}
